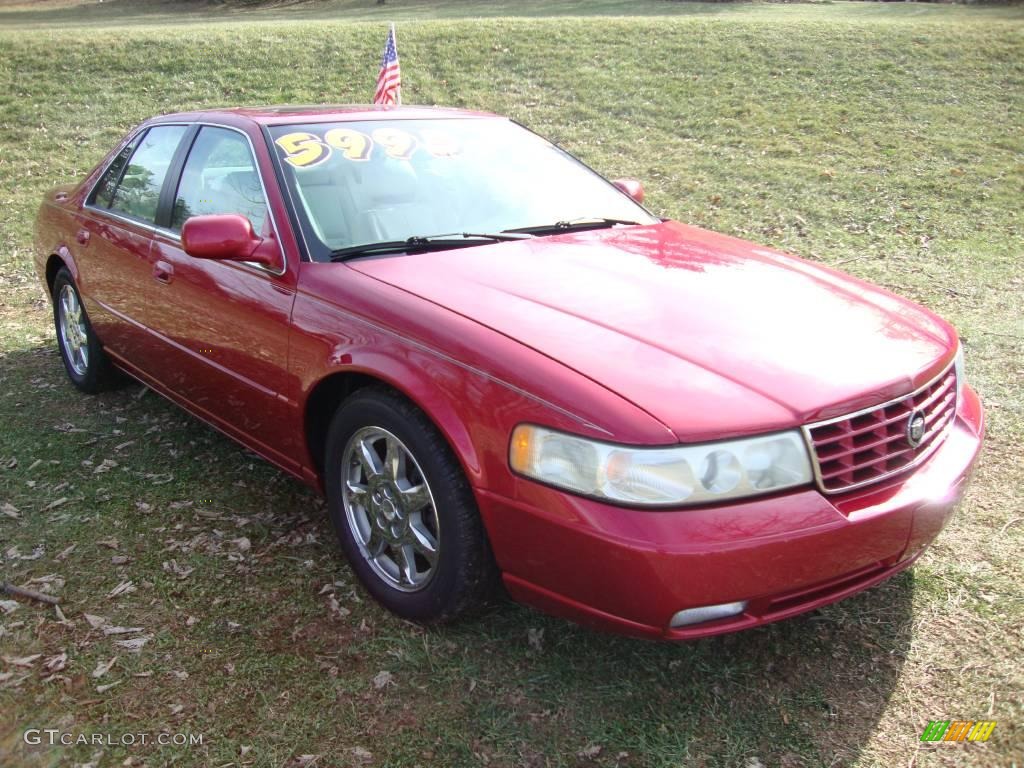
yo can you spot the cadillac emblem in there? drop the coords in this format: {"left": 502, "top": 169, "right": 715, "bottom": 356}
{"left": 906, "top": 411, "right": 927, "bottom": 448}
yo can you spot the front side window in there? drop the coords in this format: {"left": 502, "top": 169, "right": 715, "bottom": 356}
{"left": 107, "top": 125, "right": 188, "bottom": 224}
{"left": 269, "top": 118, "right": 657, "bottom": 261}
{"left": 171, "top": 127, "right": 269, "bottom": 233}
{"left": 89, "top": 133, "right": 141, "bottom": 209}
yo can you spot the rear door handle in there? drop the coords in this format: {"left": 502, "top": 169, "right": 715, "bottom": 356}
{"left": 153, "top": 260, "right": 174, "bottom": 284}
{"left": 75, "top": 229, "right": 90, "bottom": 246}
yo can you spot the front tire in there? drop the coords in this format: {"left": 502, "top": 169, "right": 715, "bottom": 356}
{"left": 52, "top": 267, "right": 117, "bottom": 393}
{"left": 325, "top": 387, "right": 495, "bottom": 624}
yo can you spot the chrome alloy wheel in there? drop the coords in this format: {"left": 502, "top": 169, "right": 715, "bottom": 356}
{"left": 341, "top": 426, "right": 441, "bottom": 592}
{"left": 58, "top": 284, "right": 89, "bottom": 376}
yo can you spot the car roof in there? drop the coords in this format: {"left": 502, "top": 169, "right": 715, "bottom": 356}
{"left": 148, "top": 104, "right": 500, "bottom": 128}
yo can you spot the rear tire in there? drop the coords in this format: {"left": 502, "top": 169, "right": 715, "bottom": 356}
{"left": 325, "top": 387, "right": 496, "bottom": 623}
{"left": 52, "top": 267, "right": 117, "bottom": 393}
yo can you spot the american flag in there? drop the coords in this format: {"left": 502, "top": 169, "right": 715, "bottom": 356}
{"left": 373, "top": 24, "right": 401, "bottom": 106}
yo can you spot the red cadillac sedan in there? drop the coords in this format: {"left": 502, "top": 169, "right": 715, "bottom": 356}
{"left": 33, "top": 106, "right": 984, "bottom": 640}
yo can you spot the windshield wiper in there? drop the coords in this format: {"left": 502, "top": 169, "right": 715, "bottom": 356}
{"left": 330, "top": 232, "right": 529, "bottom": 262}
{"left": 502, "top": 217, "right": 643, "bottom": 236}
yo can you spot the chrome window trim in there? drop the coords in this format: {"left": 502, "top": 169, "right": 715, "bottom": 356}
{"left": 84, "top": 120, "right": 287, "bottom": 278}
{"left": 801, "top": 352, "right": 959, "bottom": 496}
{"left": 81, "top": 204, "right": 179, "bottom": 241}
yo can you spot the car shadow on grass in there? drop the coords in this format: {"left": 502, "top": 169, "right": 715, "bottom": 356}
{"left": 1, "top": 344, "right": 915, "bottom": 767}
{"left": 440, "top": 576, "right": 915, "bottom": 765}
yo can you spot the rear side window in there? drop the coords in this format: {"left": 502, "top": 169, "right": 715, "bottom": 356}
{"left": 106, "top": 125, "right": 188, "bottom": 224}
{"left": 171, "top": 126, "right": 268, "bottom": 233}
{"left": 90, "top": 133, "right": 141, "bottom": 209}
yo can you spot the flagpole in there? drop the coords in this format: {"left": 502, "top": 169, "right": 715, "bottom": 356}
{"left": 391, "top": 23, "right": 401, "bottom": 106}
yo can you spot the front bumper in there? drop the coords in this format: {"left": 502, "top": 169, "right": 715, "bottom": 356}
{"left": 477, "top": 385, "right": 984, "bottom": 640}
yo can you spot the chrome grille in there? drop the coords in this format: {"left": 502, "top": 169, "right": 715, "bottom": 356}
{"left": 804, "top": 363, "right": 957, "bottom": 494}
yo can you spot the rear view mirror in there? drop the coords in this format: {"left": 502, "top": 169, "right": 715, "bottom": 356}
{"left": 181, "top": 214, "right": 283, "bottom": 271}
{"left": 612, "top": 178, "right": 645, "bottom": 204}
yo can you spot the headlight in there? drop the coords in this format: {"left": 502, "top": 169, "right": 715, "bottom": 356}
{"left": 953, "top": 343, "right": 966, "bottom": 405}
{"left": 509, "top": 425, "right": 813, "bottom": 507}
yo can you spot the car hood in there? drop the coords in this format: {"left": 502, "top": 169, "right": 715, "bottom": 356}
{"left": 349, "top": 221, "right": 956, "bottom": 442}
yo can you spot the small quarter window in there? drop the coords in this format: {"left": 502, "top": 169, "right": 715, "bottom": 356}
{"left": 171, "top": 126, "right": 268, "bottom": 234}
{"left": 108, "top": 125, "right": 188, "bottom": 224}
{"left": 89, "top": 133, "right": 141, "bottom": 209}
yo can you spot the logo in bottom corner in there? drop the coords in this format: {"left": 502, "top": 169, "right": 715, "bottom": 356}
{"left": 920, "top": 720, "right": 996, "bottom": 742}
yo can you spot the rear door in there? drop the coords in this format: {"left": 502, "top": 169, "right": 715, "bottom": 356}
{"left": 78, "top": 125, "right": 190, "bottom": 366}
{"left": 144, "top": 125, "right": 302, "bottom": 470}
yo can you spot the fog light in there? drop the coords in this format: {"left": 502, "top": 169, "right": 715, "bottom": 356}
{"left": 670, "top": 600, "right": 748, "bottom": 628}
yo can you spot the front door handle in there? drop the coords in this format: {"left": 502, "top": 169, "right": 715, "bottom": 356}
{"left": 153, "top": 260, "right": 174, "bottom": 284}
{"left": 75, "top": 229, "right": 90, "bottom": 246}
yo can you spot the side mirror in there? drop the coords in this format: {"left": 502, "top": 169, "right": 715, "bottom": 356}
{"left": 181, "top": 214, "right": 282, "bottom": 271}
{"left": 612, "top": 178, "right": 645, "bottom": 205}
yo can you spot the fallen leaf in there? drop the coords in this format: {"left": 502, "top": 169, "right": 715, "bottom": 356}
{"left": 114, "top": 636, "right": 151, "bottom": 653}
{"left": 294, "top": 756, "right": 320, "bottom": 767}
{"left": 162, "top": 560, "right": 194, "bottom": 580}
{"left": 94, "top": 459, "right": 118, "bottom": 474}
{"left": 3, "top": 654, "right": 42, "bottom": 667}
{"left": 527, "top": 627, "right": 544, "bottom": 652}
{"left": 578, "top": 745, "right": 603, "bottom": 760}
{"left": 231, "top": 537, "right": 251, "bottom": 552}
{"left": 350, "top": 746, "right": 373, "bottom": 764}
{"left": 103, "top": 625, "right": 144, "bottom": 636}
{"left": 327, "top": 594, "right": 350, "bottom": 619}
{"left": 44, "top": 497, "right": 68, "bottom": 511}
{"left": 0, "top": 600, "right": 18, "bottom": 614}
{"left": 55, "top": 544, "right": 77, "bottom": 561}
{"left": 92, "top": 657, "right": 117, "bottom": 679}
{"left": 1, "top": 502, "right": 19, "bottom": 519}
{"left": 96, "top": 679, "right": 122, "bottom": 693}
{"left": 97, "top": 538, "right": 120, "bottom": 550}
{"left": 108, "top": 581, "right": 136, "bottom": 598}
{"left": 44, "top": 652, "right": 68, "bottom": 673}
{"left": 84, "top": 613, "right": 108, "bottom": 629}
{"left": 372, "top": 670, "right": 394, "bottom": 690}
{"left": 111, "top": 555, "right": 130, "bottom": 566}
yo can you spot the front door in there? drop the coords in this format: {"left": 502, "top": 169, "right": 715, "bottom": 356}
{"left": 143, "top": 125, "right": 301, "bottom": 471}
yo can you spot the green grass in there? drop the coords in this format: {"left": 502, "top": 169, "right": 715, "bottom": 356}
{"left": 1, "top": 2, "right": 1022, "bottom": 767}
{"left": 1, "top": 0, "right": 1023, "bottom": 28}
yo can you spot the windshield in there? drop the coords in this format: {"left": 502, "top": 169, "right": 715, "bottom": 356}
{"left": 268, "top": 118, "right": 657, "bottom": 260}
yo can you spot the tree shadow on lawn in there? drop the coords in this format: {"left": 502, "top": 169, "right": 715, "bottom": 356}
{"left": 0, "top": 344, "right": 915, "bottom": 766}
